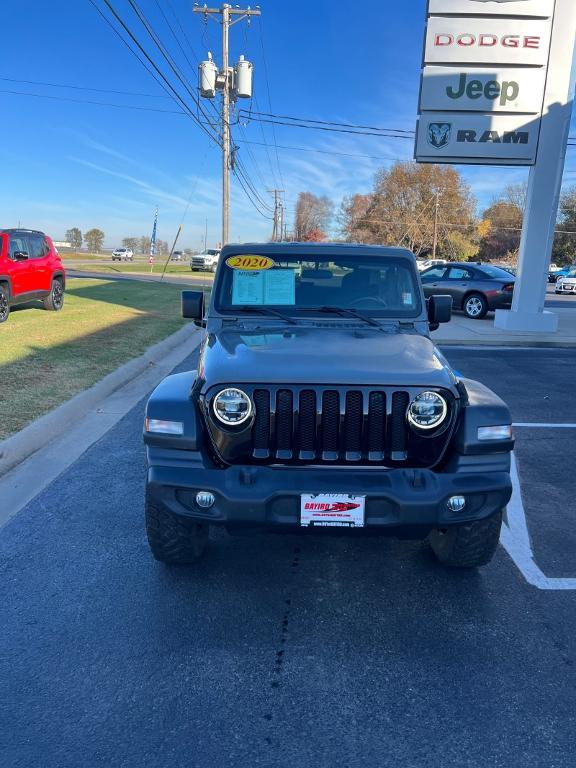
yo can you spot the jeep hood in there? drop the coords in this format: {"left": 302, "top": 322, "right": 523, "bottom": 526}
{"left": 198, "top": 327, "right": 456, "bottom": 389}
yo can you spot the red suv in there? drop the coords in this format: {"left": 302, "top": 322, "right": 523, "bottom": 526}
{"left": 0, "top": 229, "right": 66, "bottom": 323}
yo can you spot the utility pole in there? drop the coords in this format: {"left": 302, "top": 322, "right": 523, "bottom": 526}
{"left": 195, "top": 4, "right": 261, "bottom": 246}
{"left": 269, "top": 189, "right": 284, "bottom": 241}
{"left": 431, "top": 190, "right": 440, "bottom": 260}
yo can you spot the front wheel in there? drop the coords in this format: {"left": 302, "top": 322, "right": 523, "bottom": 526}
{"left": 145, "top": 492, "right": 209, "bottom": 564}
{"left": 429, "top": 511, "right": 503, "bottom": 568}
{"left": 43, "top": 278, "right": 64, "bottom": 312}
{"left": 463, "top": 293, "right": 488, "bottom": 320}
{"left": 0, "top": 284, "right": 10, "bottom": 323}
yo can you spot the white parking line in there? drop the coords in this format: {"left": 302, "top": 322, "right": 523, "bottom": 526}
{"left": 500, "top": 453, "right": 576, "bottom": 590}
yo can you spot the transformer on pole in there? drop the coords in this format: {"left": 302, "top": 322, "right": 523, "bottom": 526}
{"left": 194, "top": 3, "right": 260, "bottom": 247}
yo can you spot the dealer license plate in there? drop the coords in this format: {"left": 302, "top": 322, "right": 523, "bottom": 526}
{"left": 300, "top": 494, "right": 366, "bottom": 528}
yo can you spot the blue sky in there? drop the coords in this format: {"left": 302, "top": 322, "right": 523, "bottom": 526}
{"left": 1, "top": 0, "right": 575, "bottom": 249}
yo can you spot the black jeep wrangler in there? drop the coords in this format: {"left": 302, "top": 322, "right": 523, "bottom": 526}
{"left": 144, "top": 243, "right": 514, "bottom": 568}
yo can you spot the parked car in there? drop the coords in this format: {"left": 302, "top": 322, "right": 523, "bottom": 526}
{"left": 555, "top": 266, "right": 576, "bottom": 294}
{"left": 549, "top": 265, "right": 573, "bottom": 283}
{"left": 494, "top": 264, "right": 517, "bottom": 276}
{"left": 112, "top": 248, "right": 134, "bottom": 261}
{"left": 171, "top": 251, "right": 183, "bottom": 262}
{"left": 420, "top": 262, "right": 515, "bottom": 319}
{"left": 417, "top": 258, "right": 447, "bottom": 272}
{"left": 190, "top": 249, "right": 221, "bottom": 272}
{"left": 143, "top": 243, "right": 514, "bottom": 569}
{"left": 0, "top": 229, "right": 66, "bottom": 323}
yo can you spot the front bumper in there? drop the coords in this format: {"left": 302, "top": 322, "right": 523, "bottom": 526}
{"left": 147, "top": 450, "right": 512, "bottom": 536}
{"left": 556, "top": 282, "right": 576, "bottom": 293}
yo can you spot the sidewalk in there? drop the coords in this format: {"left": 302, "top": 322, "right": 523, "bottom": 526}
{"left": 433, "top": 307, "right": 576, "bottom": 347}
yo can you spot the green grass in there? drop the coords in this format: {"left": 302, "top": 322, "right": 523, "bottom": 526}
{"left": 0, "top": 278, "right": 190, "bottom": 440}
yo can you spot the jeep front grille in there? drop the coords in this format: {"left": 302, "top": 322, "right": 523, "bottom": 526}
{"left": 204, "top": 385, "right": 457, "bottom": 469}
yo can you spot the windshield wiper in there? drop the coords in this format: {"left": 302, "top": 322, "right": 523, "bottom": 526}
{"left": 231, "top": 305, "right": 298, "bottom": 325}
{"left": 316, "top": 306, "right": 383, "bottom": 328}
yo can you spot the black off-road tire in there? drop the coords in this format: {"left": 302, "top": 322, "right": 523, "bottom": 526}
{"left": 145, "top": 492, "right": 209, "bottom": 564}
{"left": 463, "top": 292, "right": 488, "bottom": 320}
{"left": 43, "top": 278, "right": 64, "bottom": 312}
{"left": 0, "top": 284, "right": 9, "bottom": 323}
{"left": 429, "top": 510, "right": 503, "bottom": 568}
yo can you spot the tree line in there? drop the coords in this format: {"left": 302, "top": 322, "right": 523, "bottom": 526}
{"left": 64, "top": 228, "right": 170, "bottom": 255}
{"left": 293, "top": 161, "right": 576, "bottom": 266}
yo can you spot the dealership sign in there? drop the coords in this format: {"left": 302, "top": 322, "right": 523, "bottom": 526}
{"left": 425, "top": 17, "right": 552, "bottom": 65}
{"left": 420, "top": 66, "right": 546, "bottom": 112}
{"left": 416, "top": 113, "right": 539, "bottom": 163}
{"left": 428, "top": 0, "right": 555, "bottom": 16}
{"left": 416, "top": 0, "right": 555, "bottom": 165}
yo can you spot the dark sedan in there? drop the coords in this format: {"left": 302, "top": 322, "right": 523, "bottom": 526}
{"left": 420, "top": 263, "right": 515, "bottom": 319}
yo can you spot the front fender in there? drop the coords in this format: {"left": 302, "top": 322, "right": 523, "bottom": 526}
{"left": 144, "top": 370, "right": 202, "bottom": 450}
{"left": 452, "top": 377, "right": 514, "bottom": 455}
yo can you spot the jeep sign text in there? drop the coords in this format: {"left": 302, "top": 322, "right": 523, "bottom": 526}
{"left": 420, "top": 66, "right": 546, "bottom": 113}
{"left": 425, "top": 17, "right": 552, "bottom": 65}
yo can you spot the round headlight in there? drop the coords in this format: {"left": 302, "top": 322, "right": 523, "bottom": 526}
{"left": 407, "top": 391, "right": 448, "bottom": 431}
{"left": 212, "top": 388, "right": 252, "bottom": 426}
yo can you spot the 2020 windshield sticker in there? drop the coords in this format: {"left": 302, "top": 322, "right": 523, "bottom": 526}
{"left": 226, "top": 255, "right": 275, "bottom": 271}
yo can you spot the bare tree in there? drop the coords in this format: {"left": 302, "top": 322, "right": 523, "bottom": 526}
{"left": 122, "top": 237, "right": 139, "bottom": 252}
{"left": 294, "top": 192, "right": 334, "bottom": 241}
{"left": 65, "top": 228, "right": 83, "bottom": 249}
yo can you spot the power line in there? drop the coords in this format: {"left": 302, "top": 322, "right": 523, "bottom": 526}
{"left": 0, "top": 75, "right": 169, "bottom": 99}
{"left": 235, "top": 138, "right": 409, "bottom": 162}
{"left": 0, "top": 88, "right": 185, "bottom": 114}
{"left": 257, "top": 18, "right": 285, "bottom": 189}
{"left": 124, "top": 0, "right": 219, "bottom": 132}
{"left": 240, "top": 109, "right": 416, "bottom": 135}
{"left": 240, "top": 113, "right": 415, "bottom": 139}
{"left": 87, "top": 0, "right": 177, "bottom": 101}
{"left": 90, "top": 0, "right": 221, "bottom": 147}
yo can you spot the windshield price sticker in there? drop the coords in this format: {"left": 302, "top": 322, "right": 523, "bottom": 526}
{"left": 227, "top": 255, "right": 275, "bottom": 271}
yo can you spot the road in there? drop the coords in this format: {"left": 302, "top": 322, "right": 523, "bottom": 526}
{"left": 64, "top": 265, "right": 576, "bottom": 307}
{"left": 1, "top": 348, "right": 575, "bottom": 767}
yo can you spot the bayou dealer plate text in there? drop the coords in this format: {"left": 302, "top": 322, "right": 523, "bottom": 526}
{"left": 300, "top": 494, "right": 366, "bottom": 528}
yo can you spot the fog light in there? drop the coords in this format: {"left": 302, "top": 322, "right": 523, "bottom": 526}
{"left": 196, "top": 491, "right": 215, "bottom": 509}
{"left": 447, "top": 495, "right": 466, "bottom": 513}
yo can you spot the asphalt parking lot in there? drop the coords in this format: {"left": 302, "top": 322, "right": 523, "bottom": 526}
{"left": 1, "top": 347, "right": 575, "bottom": 768}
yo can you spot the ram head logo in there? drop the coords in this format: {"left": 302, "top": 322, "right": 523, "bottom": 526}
{"left": 427, "top": 122, "right": 452, "bottom": 149}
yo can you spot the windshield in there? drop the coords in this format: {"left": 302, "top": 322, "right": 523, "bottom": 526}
{"left": 215, "top": 252, "right": 421, "bottom": 318}
{"left": 565, "top": 267, "right": 576, "bottom": 277}
{"left": 478, "top": 265, "right": 515, "bottom": 279}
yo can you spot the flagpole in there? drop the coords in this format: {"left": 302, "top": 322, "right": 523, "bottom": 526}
{"left": 149, "top": 206, "right": 158, "bottom": 274}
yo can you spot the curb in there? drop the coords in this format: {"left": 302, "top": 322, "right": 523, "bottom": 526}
{"left": 0, "top": 323, "right": 199, "bottom": 478}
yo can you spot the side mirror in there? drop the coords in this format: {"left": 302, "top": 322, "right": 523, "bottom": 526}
{"left": 13, "top": 251, "right": 29, "bottom": 261}
{"left": 427, "top": 295, "right": 452, "bottom": 331}
{"left": 182, "top": 290, "right": 205, "bottom": 326}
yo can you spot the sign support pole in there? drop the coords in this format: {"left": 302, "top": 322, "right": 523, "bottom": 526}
{"left": 495, "top": 0, "right": 576, "bottom": 333}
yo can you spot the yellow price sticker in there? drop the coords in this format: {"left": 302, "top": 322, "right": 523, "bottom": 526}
{"left": 226, "top": 255, "right": 275, "bottom": 271}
